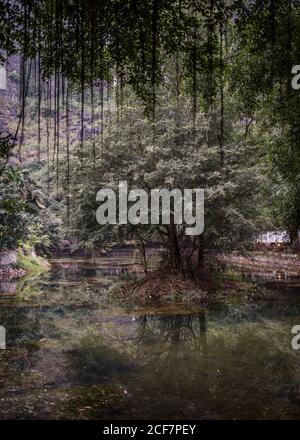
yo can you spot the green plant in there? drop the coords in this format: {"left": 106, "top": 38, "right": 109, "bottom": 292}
{"left": 16, "top": 246, "right": 49, "bottom": 275}
{"left": 0, "top": 133, "right": 14, "bottom": 176}
{"left": 0, "top": 168, "right": 28, "bottom": 250}
{"left": 0, "top": 166, "right": 62, "bottom": 251}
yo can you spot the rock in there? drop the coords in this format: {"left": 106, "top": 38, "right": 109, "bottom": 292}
{"left": 0, "top": 281, "right": 17, "bottom": 295}
{"left": 0, "top": 266, "right": 26, "bottom": 281}
{"left": 0, "top": 250, "right": 17, "bottom": 267}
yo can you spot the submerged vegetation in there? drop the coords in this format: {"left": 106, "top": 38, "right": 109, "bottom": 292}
{"left": 0, "top": 259, "right": 300, "bottom": 419}
{"left": 1, "top": 1, "right": 300, "bottom": 422}
{"left": 61, "top": 385, "right": 124, "bottom": 420}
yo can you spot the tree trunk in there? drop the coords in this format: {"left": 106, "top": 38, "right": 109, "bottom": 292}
{"left": 167, "top": 223, "right": 182, "bottom": 272}
{"left": 197, "top": 233, "right": 205, "bottom": 272}
{"left": 289, "top": 227, "right": 299, "bottom": 247}
{"left": 137, "top": 237, "right": 148, "bottom": 274}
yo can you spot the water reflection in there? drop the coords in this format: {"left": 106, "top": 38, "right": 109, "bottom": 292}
{"left": 0, "top": 259, "right": 300, "bottom": 419}
{"left": 136, "top": 312, "right": 208, "bottom": 351}
{"left": 227, "top": 265, "right": 300, "bottom": 285}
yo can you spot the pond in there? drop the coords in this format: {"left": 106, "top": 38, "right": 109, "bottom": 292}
{"left": 0, "top": 257, "right": 300, "bottom": 419}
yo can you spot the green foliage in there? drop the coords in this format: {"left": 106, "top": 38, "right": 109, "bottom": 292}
{"left": 228, "top": 0, "right": 300, "bottom": 239}
{"left": 22, "top": 168, "right": 63, "bottom": 253}
{"left": 224, "top": 270, "right": 245, "bottom": 283}
{"left": 0, "top": 168, "right": 29, "bottom": 249}
{"left": 0, "top": 133, "right": 14, "bottom": 176}
{"left": 16, "top": 245, "right": 49, "bottom": 275}
{"left": 1, "top": 0, "right": 299, "bottom": 253}
{"left": 67, "top": 92, "right": 265, "bottom": 258}
{"left": 1, "top": 0, "right": 283, "bottom": 114}
{"left": 0, "top": 166, "right": 62, "bottom": 251}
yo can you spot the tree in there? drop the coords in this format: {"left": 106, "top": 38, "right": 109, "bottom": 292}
{"left": 0, "top": 133, "right": 13, "bottom": 176}
{"left": 228, "top": 0, "right": 300, "bottom": 242}
{"left": 67, "top": 90, "right": 264, "bottom": 277}
{"left": 0, "top": 165, "right": 62, "bottom": 251}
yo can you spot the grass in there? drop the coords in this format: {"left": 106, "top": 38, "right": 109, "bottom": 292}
{"left": 224, "top": 270, "right": 246, "bottom": 282}
{"left": 16, "top": 246, "right": 49, "bottom": 276}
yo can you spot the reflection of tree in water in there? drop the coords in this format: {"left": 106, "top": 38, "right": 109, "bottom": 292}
{"left": 136, "top": 311, "right": 208, "bottom": 380}
{"left": 0, "top": 305, "right": 42, "bottom": 383}
{"left": 137, "top": 311, "right": 207, "bottom": 351}
{"left": 65, "top": 335, "right": 136, "bottom": 385}
{"left": 125, "top": 309, "right": 300, "bottom": 420}
{"left": 0, "top": 305, "right": 41, "bottom": 345}
{"left": 119, "top": 311, "right": 211, "bottom": 418}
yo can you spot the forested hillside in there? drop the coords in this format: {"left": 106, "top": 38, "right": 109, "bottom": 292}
{"left": 0, "top": 0, "right": 300, "bottom": 275}
{"left": 1, "top": 1, "right": 300, "bottom": 424}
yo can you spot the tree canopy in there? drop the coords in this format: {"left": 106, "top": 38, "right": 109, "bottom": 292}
{"left": 0, "top": 0, "right": 300, "bottom": 270}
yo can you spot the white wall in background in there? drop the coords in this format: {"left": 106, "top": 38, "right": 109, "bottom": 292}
{"left": 257, "top": 231, "right": 290, "bottom": 244}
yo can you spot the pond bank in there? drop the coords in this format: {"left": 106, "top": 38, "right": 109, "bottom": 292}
{"left": 217, "top": 251, "right": 300, "bottom": 275}
{"left": 0, "top": 247, "right": 49, "bottom": 282}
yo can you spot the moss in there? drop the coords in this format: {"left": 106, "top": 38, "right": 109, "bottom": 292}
{"left": 16, "top": 247, "right": 49, "bottom": 276}
{"left": 61, "top": 385, "right": 124, "bottom": 419}
{"left": 224, "top": 270, "right": 245, "bottom": 282}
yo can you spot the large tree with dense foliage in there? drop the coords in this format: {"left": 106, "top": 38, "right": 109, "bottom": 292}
{"left": 0, "top": 0, "right": 299, "bottom": 261}
{"left": 67, "top": 91, "right": 264, "bottom": 276}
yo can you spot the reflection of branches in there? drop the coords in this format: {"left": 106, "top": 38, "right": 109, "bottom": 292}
{"left": 133, "top": 312, "right": 210, "bottom": 384}
{"left": 137, "top": 314, "right": 148, "bottom": 341}
{"left": 136, "top": 312, "right": 208, "bottom": 356}
{"left": 198, "top": 312, "right": 208, "bottom": 353}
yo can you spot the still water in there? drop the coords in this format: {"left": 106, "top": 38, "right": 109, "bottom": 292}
{"left": 0, "top": 257, "right": 300, "bottom": 419}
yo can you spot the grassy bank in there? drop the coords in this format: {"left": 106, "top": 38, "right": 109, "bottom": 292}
{"left": 16, "top": 246, "right": 50, "bottom": 276}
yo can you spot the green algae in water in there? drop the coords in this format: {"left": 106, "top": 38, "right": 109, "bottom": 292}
{"left": 1, "top": 258, "right": 300, "bottom": 419}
